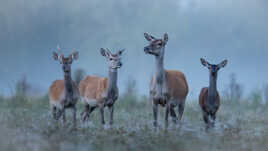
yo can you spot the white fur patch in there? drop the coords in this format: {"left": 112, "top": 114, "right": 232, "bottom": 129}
{"left": 50, "top": 100, "right": 63, "bottom": 109}
{"left": 82, "top": 97, "right": 98, "bottom": 106}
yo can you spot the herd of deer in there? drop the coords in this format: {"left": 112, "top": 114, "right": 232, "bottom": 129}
{"left": 49, "top": 33, "right": 228, "bottom": 129}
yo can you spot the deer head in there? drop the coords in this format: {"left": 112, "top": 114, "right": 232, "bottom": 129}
{"left": 144, "top": 33, "right": 168, "bottom": 57}
{"left": 52, "top": 46, "right": 79, "bottom": 74}
{"left": 200, "top": 58, "right": 228, "bottom": 77}
{"left": 100, "top": 48, "right": 124, "bottom": 70}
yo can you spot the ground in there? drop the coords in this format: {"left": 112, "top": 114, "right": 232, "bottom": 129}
{"left": 0, "top": 95, "right": 268, "bottom": 151}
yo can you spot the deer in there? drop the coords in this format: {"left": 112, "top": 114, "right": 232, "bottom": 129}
{"left": 79, "top": 48, "right": 124, "bottom": 126}
{"left": 199, "top": 58, "right": 228, "bottom": 128}
{"left": 143, "top": 33, "right": 189, "bottom": 128}
{"left": 49, "top": 46, "right": 79, "bottom": 127}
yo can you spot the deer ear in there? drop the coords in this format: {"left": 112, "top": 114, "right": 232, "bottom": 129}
{"left": 218, "top": 59, "right": 228, "bottom": 68}
{"left": 52, "top": 51, "right": 58, "bottom": 60}
{"left": 163, "top": 33, "right": 168, "bottom": 43}
{"left": 100, "top": 48, "right": 109, "bottom": 57}
{"left": 200, "top": 58, "right": 209, "bottom": 67}
{"left": 117, "top": 49, "right": 125, "bottom": 56}
{"left": 72, "top": 51, "right": 79, "bottom": 60}
{"left": 144, "top": 33, "right": 153, "bottom": 41}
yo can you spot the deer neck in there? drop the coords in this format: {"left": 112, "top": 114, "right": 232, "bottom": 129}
{"left": 208, "top": 73, "right": 217, "bottom": 98}
{"left": 107, "top": 68, "right": 118, "bottom": 93}
{"left": 154, "top": 48, "right": 165, "bottom": 85}
{"left": 64, "top": 72, "right": 73, "bottom": 97}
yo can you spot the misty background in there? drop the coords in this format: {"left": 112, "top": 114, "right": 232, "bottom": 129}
{"left": 0, "top": 0, "right": 267, "bottom": 99}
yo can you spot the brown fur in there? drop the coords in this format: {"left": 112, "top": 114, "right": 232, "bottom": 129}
{"left": 199, "top": 87, "right": 220, "bottom": 112}
{"left": 150, "top": 70, "right": 188, "bottom": 103}
{"left": 49, "top": 80, "right": 79, "bottom": 104}
{"left": 79, "top": 75, "right": 108, "bottom": 104}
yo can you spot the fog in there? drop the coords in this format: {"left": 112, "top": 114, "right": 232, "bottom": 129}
{"left": 0, "top": 0, "right": 268, "bottom": 98}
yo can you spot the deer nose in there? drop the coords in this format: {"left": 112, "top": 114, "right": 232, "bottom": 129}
{"left": 144, "top": 47, "right": 149, "bottom": 53}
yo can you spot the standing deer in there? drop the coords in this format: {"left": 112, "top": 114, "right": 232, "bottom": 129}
{"left": 143, "top": 33, "right": 189, "bottom": 128}
{"left": 79, "top": 48, "right": 124, "bottom": 126}
{"left": 49, "top": 47, "right": 79, "bottom": 127}
{"left": 199, "top": 58, "right": 227, "bottom": 127}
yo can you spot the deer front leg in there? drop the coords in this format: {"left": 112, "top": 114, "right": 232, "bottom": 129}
{"left": 165, "top": 103, "right": 170, "bottom": 129}
{"left": 108, "top": 104, "right": 114, "bottom": 125}
{"left": 99, "top": 103, "right": 105, "bottom": 125}
{"left": 202, "top": 111, "right": 209, "bottom": 128}
{"left": 210, "top": 113, "right": 216, "bottom": 127}
{"left": 153, "top": 100, "right": 158, "bottom": 128}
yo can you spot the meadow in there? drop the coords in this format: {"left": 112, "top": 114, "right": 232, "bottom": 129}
{"left": 0, "top": 92, "right": 268, "bottom": 151}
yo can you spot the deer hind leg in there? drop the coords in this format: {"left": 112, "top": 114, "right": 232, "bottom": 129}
{"left": 81, "top": 104, "right": 90, "bottom": 122}
{"left": 52, "top": 106, "right": 57, "bottom": 120}
{"left": 170, "top": 106, "right": 177, "bottom": 124}
{"left": 165, "top": 103, "right": 170, "bottom": 129}
{"left": 62, "top": 108, "right": 66, "bottom": 123}
{"left": 99, "top": 103, "right": 105, "bottom": 125}
{"left": 81, "top": 104, "right": 97, "bottom": 122}
{"left": 178, "top": 100, "right": 185, "bottom": 121}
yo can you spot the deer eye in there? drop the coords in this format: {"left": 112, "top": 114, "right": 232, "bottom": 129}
{"left": 109, "top": 58, "right": 113, "bottom": 61}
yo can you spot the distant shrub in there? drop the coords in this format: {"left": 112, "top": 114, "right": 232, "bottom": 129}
{"left": 250, "top": 89, "right": 263, "bottom": 108}
{"left": 263, "top": 84, "right": 268, "bottom": 104}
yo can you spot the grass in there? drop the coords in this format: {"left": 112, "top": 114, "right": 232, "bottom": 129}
{"left": 1, "top": 95, "right": 268, "bottom": 151}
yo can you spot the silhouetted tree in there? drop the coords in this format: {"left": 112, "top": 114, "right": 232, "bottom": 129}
{"left": 15, "top": 75, "right": 31, "bottom": 97}
{"left": 224, "top": 73, "right": 243, "bottom": 101}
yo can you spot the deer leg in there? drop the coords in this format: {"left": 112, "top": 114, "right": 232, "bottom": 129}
{"left": 62, "top": 108, "right": 66, "bottom": 123}
{"left": 165, "top": 103, "right": 170, "bottom": 129}
{"left": 52, "top": 106, "right": 57, "bottom": 120}
{"left": 153, "top": 100, "right": 159, "bottom": 127}
{"left": 99, "top": 103, "right": 105, "bottom": 125}
{"left": 170, "top": 106, "right": 177, "bottom": 124}
{"left": 203, "top": 112, "right": 209, "bottom": 125}
{"left": 210, "top": 113, "right": 216, "bottom": 127}
{"left": 72, "top": 106, "right": 77, "bottom": 128}
{"left": 108, "top": 104, "right": 114, "bottom": 125}
{"left": 178, "top": 101, "right": 185, "bottom": 121}
{"left": 81, "top": 104, "right": 90, "bottom": 122}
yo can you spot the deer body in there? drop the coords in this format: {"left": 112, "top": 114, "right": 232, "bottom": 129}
{"left": 49, "top": 47, "right": 79, "bottom": 127}
{"left": 199, "top": 58, "right": 227, "bottom": 127}
{"left": 79, "top": 72, "right": 118, "bottom": 107}
{"left": 80, "top": 48, "right": 124, "bottom": 125}
{"left": 144, "top": 33, "right": 188, "bottom": 128}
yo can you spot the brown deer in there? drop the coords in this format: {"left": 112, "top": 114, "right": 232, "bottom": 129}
{"left": 199, "top": 58, "right": 227, "bottom": 127}
{"left": 143, "top": 33, "right": 189, "bottom": 128}
{"left": 79, "top": 48, "right": 124, "bottom": 126}
{"left": 49, "top": 47, "right": 79, "bottom": 127}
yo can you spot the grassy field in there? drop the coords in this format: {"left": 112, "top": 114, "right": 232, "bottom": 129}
{"left": 0, "top": 95, "right": 268, "bottom": 151}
